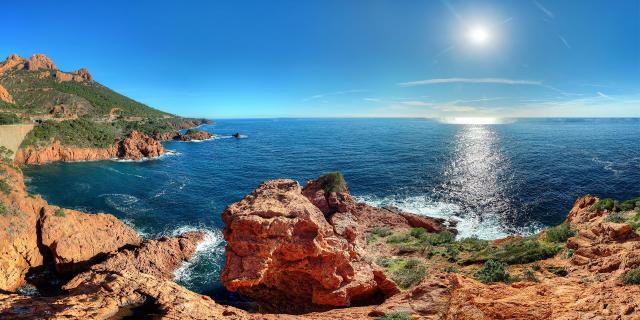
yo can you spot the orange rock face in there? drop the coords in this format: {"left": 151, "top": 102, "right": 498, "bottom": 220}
{"left": 14, "top": 140, "right": 118, "bottom": 165}
{"left": 0, "top": 164, "right": 140, "bottom": 291}
{"left": 39, "top": 206, "right": 141, "bottom": 274}
{"left": 117, "top": 130, "right": 165, "bottom": 160}
{"left": 178, "top": 130, "right": 213, "bottom": 141}
{"left": 14, "top": 130, "right": 165, "bottom": 165}
{"left": 0, "top": 84, "right": 14, "bottom": 103}
{"left": 26, "top": 53, "right": 57, "bottom": 71}
{"left": 222, "top": 179, "right": 399, "bottom": 312}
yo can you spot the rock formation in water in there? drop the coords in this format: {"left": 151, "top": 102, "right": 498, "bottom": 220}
{"left": 177, "top": 129, "right": 214, "bottom": 141}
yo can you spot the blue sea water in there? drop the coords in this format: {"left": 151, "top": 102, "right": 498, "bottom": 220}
{"left": 22, "top": 118, "right": 640, "bottom": 299}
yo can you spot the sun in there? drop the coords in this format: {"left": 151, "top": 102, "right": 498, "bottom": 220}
{"left": 468, "top": 26, "right": 490, "bottom": 45}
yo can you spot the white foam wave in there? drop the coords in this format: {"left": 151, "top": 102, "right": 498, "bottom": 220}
{"left": 99, "top": 193, "right": 151, "bottom": 213}
{"left": 170, "top": 226, "right": 226, "bottom": 284}
{"left": 105, "top": 167, "right": 145, "bottom": 179}
{"left": 355, "top": 194, "right": 542, "bottom": 240}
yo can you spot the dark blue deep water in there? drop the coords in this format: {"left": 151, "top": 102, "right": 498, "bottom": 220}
{"left": 22, "top": 118, "right": 640, "bottom": 297}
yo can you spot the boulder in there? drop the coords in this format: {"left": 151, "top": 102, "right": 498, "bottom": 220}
{"left": 0, "top": 84, "right": 14, "bottom": 104}
{"left": 221, "top": 179, "right": 398, "bottom": 313}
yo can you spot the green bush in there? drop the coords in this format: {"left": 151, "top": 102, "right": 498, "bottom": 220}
{"left": 377, "top": 312, "right": 411, "bottom": 320}
{"left": 377, "top": 257, "right": 427, "bottom": 289}
{"left": 620, "top": 197, "right": 640, "bottom": 211}
{"left": 623, "top": 267, "right": 640, "bottom": 284}
{"left": 0, "top": 203, "right": 6, "bottom": 215}
{"left": 54, "top": 208, "right": 66, "bottom": 217}
{"left": 545, "top": 223, "right": 575, "bottom": 243}
{"left": 21, "top": 119, "right": 119, "bottom": 148}
{"left": 593, "top": 198, "right": 615, "bottom": 211}
{"left": 456, "top": 236, "right": 489, "bottom": 252}
{"left": 316, "top": 172, "right": 348, "bottom": 193}
{"left": 475, "top": 260, "right": 510, "bottom": 283}
{"left": 0, "top": 112, "right": 20, "bottom": 125}
{"left": 464, "top": 237, "right": 561, "bottom": 265}
{"left": 0, "top": 179, "right": 11, "bottom": 195}
{"left": 629, "top": 212, "right": 640, "bottom": 231}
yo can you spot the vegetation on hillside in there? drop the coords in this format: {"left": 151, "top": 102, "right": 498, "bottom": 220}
{"left": 0, "top": 112, "right": 20, "bottom": 125}
{"left": 21, "top": 119, "right": 119, "bottom": 148}
{"left": 376, "top": 257, "right": 427, "bottom": 289}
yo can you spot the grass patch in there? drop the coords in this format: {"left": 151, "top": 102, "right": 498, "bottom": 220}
{"left": 54, "top": 208, "right": 66, "bottom": 217}
{"left": 623, "top": 267, "right": 640, "bottom": 285}
{"left": 521, "top": 269, "right": 538, "bottom": 282}
{"left": 475, "top": 260, "right": 510, "bottom": 283}
{"left": 377, "top": 257, "right": 427, "bottom": 289}
{"left": 377, "top": 312, "right": 411, "bottom": 320}
{"left": 545, "top": 223, "right": 575, "bottom": 243}
{"left": 316, "top": 172, "right": 348, "bottom": 193}
{"left": 367, "top": 226, "right": 393, "bottom": 244}
{"left": 456, "top": 237, "right": 489, "bottom": 252}
{"left": 0, "top": 203, "right": 6, "bottom": 216}
{"left": 463, "top": 236, "right": 561, "bottom": 265}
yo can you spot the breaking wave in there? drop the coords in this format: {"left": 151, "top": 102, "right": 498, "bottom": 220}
{"left": 169, "top": 226, "right": 226, "bottom": 291}
{"left": 355, "top": 194, "right": 543, "bottom": 240}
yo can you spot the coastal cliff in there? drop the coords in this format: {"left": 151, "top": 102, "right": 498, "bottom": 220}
{"left": 14, "top": 130, "right": 165, "bottom": 165}
{"left": 2, "top": 160, "right": 640, "bottom": 318}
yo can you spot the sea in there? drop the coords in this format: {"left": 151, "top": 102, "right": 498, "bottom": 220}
{"left": 22, "top": 118, "right": 640, "bottom": 300}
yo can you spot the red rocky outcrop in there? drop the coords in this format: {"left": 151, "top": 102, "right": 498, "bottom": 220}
{"left": 117, "top": 130, "right": 165, "bottom": 160}
{"left": 221, "top": 179, "right": 399, "bottom": 313}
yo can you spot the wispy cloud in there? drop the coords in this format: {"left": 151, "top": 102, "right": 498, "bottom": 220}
{"left": 398, "top": 77, "right": 542, "bottom": 87}
{"left": 558, "top": 35, "right": 571, "bottom": 49}
{"left": 400, "top": 100, "right": 433, "bottom": 107}
{"left": 303, "top": 89, "right": 366, "bottom": 102}
{"left": 533, "top": 0, "right": 554, "bottom": 19}
{"left": 363, "top": 98, "right": 381, "bottom": 102}
{"left": 597, "top": 92, "right": 614, "bottom": 100}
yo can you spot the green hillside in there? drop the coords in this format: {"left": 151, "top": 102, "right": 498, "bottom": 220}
{"left": 0, "top": 54, "right": 209, "bottom": 148}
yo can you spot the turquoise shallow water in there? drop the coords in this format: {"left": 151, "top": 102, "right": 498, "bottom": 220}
{"left": 22, "top": 118, "right": 640, "bottom": 299}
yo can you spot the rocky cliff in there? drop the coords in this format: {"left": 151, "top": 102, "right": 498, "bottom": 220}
{"left": 14, "top": 130, "right": 165, "bottom": 165}
{"left": 2, "top": 164, "right": 640, "bottom": 319}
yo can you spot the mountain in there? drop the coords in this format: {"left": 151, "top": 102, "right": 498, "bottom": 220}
{"left": 0, "top": 53, "right": 169, "bottom": 119}
{"left": 0, "top": 54, "right": 210, "bottom": 150}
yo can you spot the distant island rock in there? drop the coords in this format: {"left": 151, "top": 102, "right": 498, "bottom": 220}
{"left": 177, "top": 129, "right": 213, "bottom": 141}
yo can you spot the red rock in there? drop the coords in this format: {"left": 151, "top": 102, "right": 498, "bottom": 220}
{"left": 27, "top": 54, "right": 57, "bottom": 71}
{"left": 117, "top": 130, "right": 165, "bottom": 159}
{"left": 0, "top": 84, "right": 14, "bottom": 104}
{"left": 221, "top": 179, "right": 399, "bottom": 312}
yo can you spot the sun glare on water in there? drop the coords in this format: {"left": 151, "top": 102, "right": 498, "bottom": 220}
{"left": 441, "top": 117, "right": 506, "bottom": 125}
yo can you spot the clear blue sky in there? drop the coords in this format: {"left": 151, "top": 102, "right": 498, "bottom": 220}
{"left": 4, "top": 0, "right": 640, "bottom": 118}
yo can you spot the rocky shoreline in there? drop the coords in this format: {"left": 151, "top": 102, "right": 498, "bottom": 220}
{"left": 1, "top": 152, "right": 640, "bottom": 318}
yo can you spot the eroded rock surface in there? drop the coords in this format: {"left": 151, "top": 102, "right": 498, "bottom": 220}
{"left": 178, "top": 129, "right": 213, "bottom": 141}
{"left": 222, "top": 179, "right": 399, "bottom": 312}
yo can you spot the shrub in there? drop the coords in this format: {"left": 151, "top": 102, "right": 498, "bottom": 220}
{"left": 0, "top": 112, "right": 20, "bottom": 125}
{"left": 372, "top": 226, "right": 392, "bottom": 238}
{"left": 592, "top": 198, "right": 615, "bottom": 211}
{"left": 456, "top": 236, "right": 489, "bottom": 252}
{"left": 623, "top": 267, "right": 640, "bottom": 285}
{"left": 443, "top": 266, "right": 458, "bottom": 273}
{"left": 545, "top": 223, "right": 575, "bottom": 243}
{"left": 604, "top": 212, "right": 625, "bottom": 223}
{"left": 377, "top": 257, "right": 427, "bottom": 289}
{"left": 0, "top": 203, "right": 6, "bottom": 216}
{"left": 629, "top": 212, "right": 640, "bottom": 231}
{"left": 620, "top": 197, "right": 640, "bottom": 211}
{"left": 522, "top": 269, "right": 538, "bottom": 282}
{"left": 54, "top": 208, "right": 66, "bottom": 217}
{"left": 316, "top": 172, "right": 348, "bottom": 193}
{"left": 0, "top": 179, "right": 11, "bottom": 195}
{"left": 475, "top": 260, "right": 510, "bottom": 283}
{"left": 465, "top": 237, "right": 561, "bottom": 265}
{"left": 377, "top": 312, "right": 411, "bottom": 320}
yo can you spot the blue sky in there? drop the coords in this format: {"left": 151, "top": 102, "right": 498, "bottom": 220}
{"left": 3, "top": 0, "right": 639, "bottom": 118}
